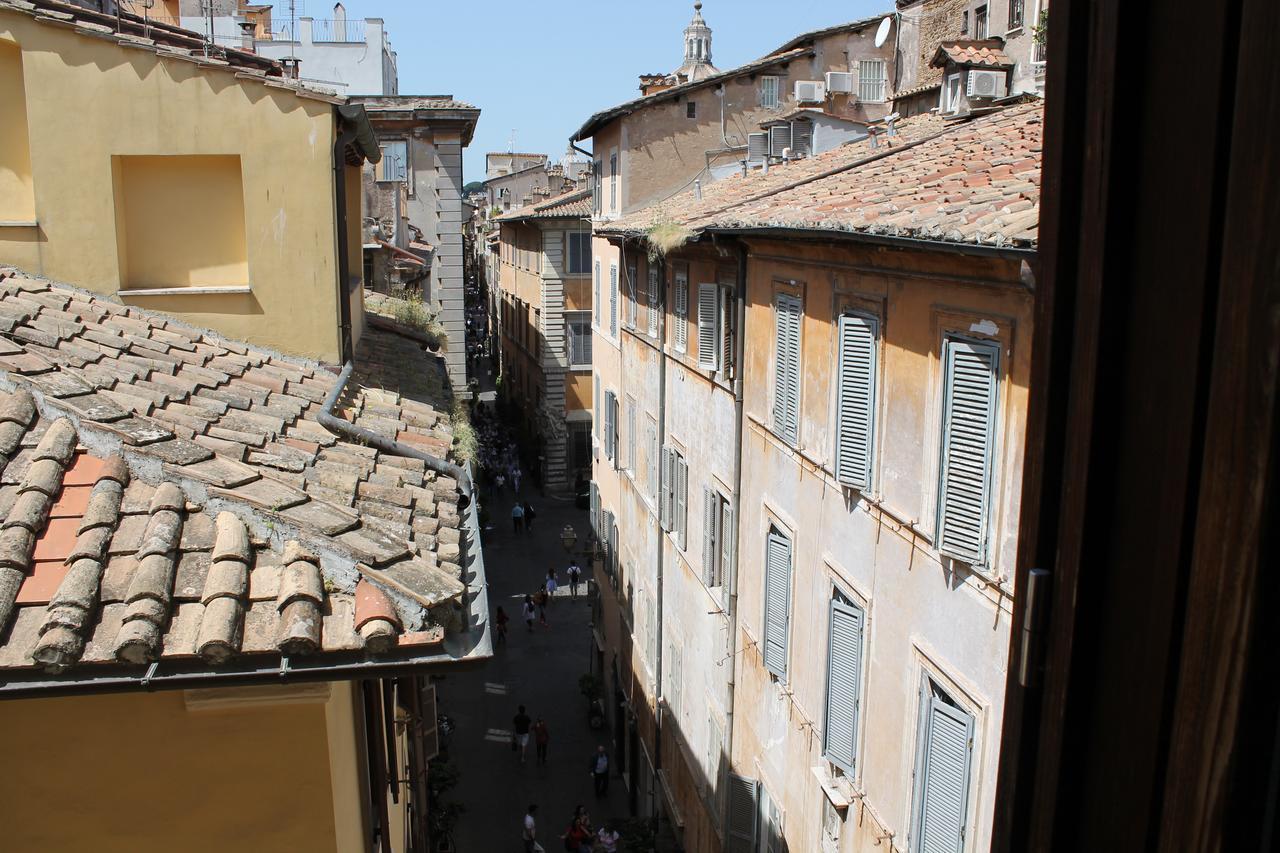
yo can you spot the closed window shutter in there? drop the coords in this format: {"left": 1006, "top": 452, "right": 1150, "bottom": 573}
{"left": 835, "top": 314, "right": 879, "bottom": 490}
{"left": 594, "top": 375, "right": 600, "bottom": 438}
{"left": 590, "top": 482, "right": 600, "bottom": 536}
{"left": 772, "top": 294, "right": 802, "bottom": 445}
{"left": 726, "top": 774, "right": 759, "bottom": 853}
{"left": 936, "top": 339, "right": 999, "bottom": 563}
{"left": 719, "top": 287, "right": 734, "bottom": 379}
{"left": 648, "top": 268, "right": 660, "bottom": 336}
{"left": 609, "top": 265, "right": 618, "bottom": 336}
{"left": 915, "top": 694, "right": 975, "bottom": 853}
{"left": 702, "top": 486, "right": 717, "bottom": 586}
{"left": 823, "top": 597, "right": 864, "bottom": 772}
{"left": 604, "top": 391, "right": 616, "bottom": 461}
{"left": 697, "top": 283, "right": 720, "bottom": 369}
{"left": 648, "top": 425, "right": 659, "bottom": 500}
{"left": 626, "top": 263, "right": 638, "bottom": 329}
{"left": 763, "top": 529, "right": 792, "bottom": 679}
{"left": 720, "top": 501, "right": 734, "bottom": 589}
{"left": 674, "top": 454, "right": 688, "bottom": 550}
{"left": 675, "top": 274, "right": 689, "bottom": 352}
{"left": 626, "top": 400, "right": 636, "bottom": 473}
{"left": 594, "top": 261, "right": 601, "bottom": 325}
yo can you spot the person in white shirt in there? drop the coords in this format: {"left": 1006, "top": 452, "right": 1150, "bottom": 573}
{"left": 566, "top": 560, "right": 582, "bottom": 601}
{"left": 522, "top": 804, "right": 538, "bottom": 853}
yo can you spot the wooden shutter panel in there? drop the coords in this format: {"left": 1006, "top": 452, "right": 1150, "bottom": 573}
{"left": 648, "top": 267, "right": 660, "bottom": 336}
{"left": 726, "top": 773, "right": 759, "bottom": 853}
{"left": 936, "top": 339, "right": 999, "bottom": 563}
{"left": 421, "top": 683, "right": 440, "bottom": 761}
{"left": 648, "top": 424, "right": 659, "bottom": 500}
{"left": 702, "top": 486, "right": 717, "bottom": 586}
{"left": 675, "top": 454, "right": 688, "bottom": 549}
{"left": 835, "top": 314, "right": 878, "bottom": 490}
{"left": 823, "top": 598, "right": 864, "bottom": 772}
{"left": 609, "top": 265, "right": 618, "bottom": 336}
{"left": 659, "top": 447, "right": 672, "bottom": 531}
{"left": 720, "top": 501, "right": 734, "bottom": 589}
{"left": 594, "top": 375, "right": 600, "bottom": 439}
{"left": 590, "top": 482, "right": 600, "bottom": 535}
{"left": 772, "top": 294, "right": 802, "bottom": 445}
{"left": 626, "top": 400, "right": 636, "bottom": 472}
{"left": 594, "top": 261, "right": 601, "bottom": 325}
{"left": 697, "top": 283, "right": 719, "bottom": 369}
{"left": 604, "top": 391, "right": 616, "bottom": 461}
{"left": 762, "top": 530, "right": 792, "bottom": 679}
{"left": 719, "top": 287, "right": 734, "bottom": 379}
{"left": 916, "top": 695, "right": 975, "bottom": 853}
{"left": 674, "top": 274, "right": 689, "bottom": 351}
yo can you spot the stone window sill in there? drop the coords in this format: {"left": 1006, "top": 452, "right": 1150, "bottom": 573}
{"left": 0, "top": 220, "right": 38, "bottom": 228}
{"left": 119, "top": 285, "right": 253, "bottom": 297}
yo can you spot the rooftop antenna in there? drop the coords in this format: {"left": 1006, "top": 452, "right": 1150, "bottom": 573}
{"left": 508, "top": 129, "right": 517, "bottom": 153}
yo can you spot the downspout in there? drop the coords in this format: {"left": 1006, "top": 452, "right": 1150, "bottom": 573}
{"left": 333, "top": 116, "right": 357, "bottom": 365}
{"left": 652, "top": 242, "right": 668, "bottom": 821}
{"left": 722, "top": 240, "right": 748, "bottom": 833}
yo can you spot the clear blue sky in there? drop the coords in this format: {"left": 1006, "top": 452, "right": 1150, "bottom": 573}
{"left": 299, "top": 0, "right": 891, "bottom": 182}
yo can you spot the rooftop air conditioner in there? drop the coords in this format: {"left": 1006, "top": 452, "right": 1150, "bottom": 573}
{"left": 967, "top": 69, "right": 1007, "bottom": 99}
{"left": 825, "top": 71, "right": 855, "bottom": 94}
{"left": 794, "top": 80, "right": 827, "bottom": 103}
{"left": 747, "top": 132, "right": 769, "bottom": 166}
{"left": 791, "top": 120, "right": 813, "bottom": 157}
{"left": 768, "top": 124, "right": 793, "bottom": 159}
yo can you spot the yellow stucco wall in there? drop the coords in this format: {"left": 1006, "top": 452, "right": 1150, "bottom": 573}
{"left": 0, "top": 12, "right": 351, "bottom": 362}
{"left": 0, "top": 687, "right": 347, "bottom": 852}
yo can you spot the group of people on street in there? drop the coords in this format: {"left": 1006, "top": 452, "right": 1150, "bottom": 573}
{"left": 492, "top": 560, "right": 585, "bottom": 645}
{"left": 522, "top": 801, "right": 622, "bottom": 853}
{"left": 511, "top": 705, "right": 551, "bottom": 765}
{"left": 471, "top": 406, "right": 525, "bottom": 496}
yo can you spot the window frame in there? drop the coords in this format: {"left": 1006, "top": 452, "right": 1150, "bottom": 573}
{"left": 760, "top": 75, "right": 780, "bottom": 108}
{"left": 566, "top": 311, "right": 593, "bottom": 368}
{"left": 686, "top": 100, "right": 697, "bottom": 119}
{"left": 762, "top": 525, "right": 793, "bottom": 681}
{"left": 822, "top": 588, "right": 866, "bottom": 776}
{"left": 975, "top": 4, "right": 989, "bottom": 38}
{"left": 771, "top": 291, "right": 803, "bottom": 447}
{"left": 567, "top": 231, "right": 591, "bottom": 275}
{"left": 1008, "top": 0, "right": 1024, "bottom": 29}
{"left": 377, "top": 139, "right": 409, "bottom": 184}
{"left": 858, "top": 60, "right": 887, "bottom": 103}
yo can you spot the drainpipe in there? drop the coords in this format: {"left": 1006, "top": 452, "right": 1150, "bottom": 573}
{"left": 652, "top": 244, "right": 668, "bottom": 821}
{"left": 722, "top": 240, "right": 748, "bottom": 831}
{"left": 333, "top": 118, "right": 357, "bottom": 365}
{"left": 318, "top": 361, "right": 473, "bottom": 496}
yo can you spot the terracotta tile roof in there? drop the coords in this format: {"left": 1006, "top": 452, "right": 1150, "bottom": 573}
{"left": 600, "top": 103, "right": 1042, "bottom": 250}
{"left": 601, "top": 110, "right": 950, "bottom": 236}
{"left": 571, "top": 47, "right": 816, "bottom": 142}
{"left": 0, "top": 272, "right": 485, "bottom": 691}
{"left": 494, "top": 188, "right": 592, "bottom": 222}
{"left": 931, "top": 39, "right": 1014, "bottom": 68}
{"left": 766, "top": 13, "right": 891, "bottom": 57}
{"left": 351, "top": 95, "right": 479, "bottom": 112}
{"left": 0, "top": 0, "right": 344, "bottom": 105}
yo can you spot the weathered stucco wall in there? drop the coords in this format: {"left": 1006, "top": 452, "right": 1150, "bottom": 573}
{"left": 733, "top": 238, "right": 1030, "bottom": 853}
{"left": 0, "top": 685, "right": 350, "bottom": 852}
{"left": 0, "top": 12, "right": 352, "bottom": 362}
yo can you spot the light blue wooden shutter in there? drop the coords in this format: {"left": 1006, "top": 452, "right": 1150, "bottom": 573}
{"left": 915, "top": 694, "right": 974, "bottom": 853}
{"left": 674, "top": 454, "right": 688, "bottom": 549}
{"left": 659, "top": 447, "right": 673, "bottom": 531}
{"left": 594, "top": 375, "right": 600, "bottom": 439}
{"left": 762, "top": 529, "right": 792, "bottom": 679}
{"left": 719, "top": 501, "right": 734, "bottom": 589}
{"left": 626, "top": 399, "right": 636, "bottom": 472}
{"left": 697, "top": 283, "right": 719, "bottom": 369}
{"left": 823, "top": 596, "right": 864, "bottom": 773}
{"left": 594, "top": 261, "right": 601, "bottom": 325}
{"left": 726, "top": 773, "right": 758, "bottom": 853}
{"left": 609, "top": 265, "right": 618, "bottom": 336}
{"left": 936, "top": 338, "right": 999, "bottom": 564}
{"left": 647, "top": 267, "right": 661, "bottom": 336}
{"left": 589, "top": 482, "right": 600, "bottom": 537}
{"left": 603, "top": 390, "right": 616, "bottom": 461}
{"left": 648, "top": 424, "right": 659, "bottom": 500}
{"left": 835, "top": 314, "right": 878, "bottom": 490}
{"left": 674, "top": 273, "right": 689, "bottom": 352}
{"left": 702, "top": 486, "right": 717, "bottom": 586}
{"left": 772, "top": 293, "right": 802, "bottom": 445}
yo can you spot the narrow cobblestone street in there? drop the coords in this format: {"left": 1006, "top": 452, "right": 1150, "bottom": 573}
{"left": 440, "top": 489, "right": 630, "bottom": 852}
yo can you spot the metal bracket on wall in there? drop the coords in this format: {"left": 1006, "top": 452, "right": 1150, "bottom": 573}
{"left": 1018, "top": 568, "right": 1051, "bottom": 688}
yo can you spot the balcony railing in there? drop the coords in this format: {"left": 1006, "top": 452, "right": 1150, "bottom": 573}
{"left": 273, "top": 18, "right": 367, "bottom": 43}
{"left": 1033, "top": 38, "right": 1047, "bottom": 64}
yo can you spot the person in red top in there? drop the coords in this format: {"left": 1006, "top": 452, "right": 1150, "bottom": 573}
{"left": 533, "top": 716, "right": 550, "bottom": 765}
{"left": 494, "top": 606, "right": 509, "bottom": 645}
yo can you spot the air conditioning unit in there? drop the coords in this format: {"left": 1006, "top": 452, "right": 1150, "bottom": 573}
{"left": 967, "top": 69, "right": 1007, "bottom": 99}
{"left": 747, "top": 132, "right": 769, "bottom": 166}
{"left": 768, "top": 124, "right": 792, "bottom": 159}
{"left": 790, "top": 120, "right": 813, "bottom": 156}
{"left": 794, "top": 80, "right": 827, "bottom": 103}
{"left": 825, "top": 71, "right": 855, "bottom": 94}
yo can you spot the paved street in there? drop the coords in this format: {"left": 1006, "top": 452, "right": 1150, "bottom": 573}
{"left": 439, "top": 489, "right": 630, "bottom": 852}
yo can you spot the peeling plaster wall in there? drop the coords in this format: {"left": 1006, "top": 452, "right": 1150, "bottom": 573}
{"left": 732, "top": 238, "right": 1031, "bottom": 853}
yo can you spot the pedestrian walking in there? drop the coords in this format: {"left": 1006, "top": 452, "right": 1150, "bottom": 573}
{"left": 596, "top": 824, "right": 621, "bottom": 853}
{"left": 512, "top": 464, "right": 522, "bottom": 494}
{"left": 533, "top": 716, "right": 549, "bottom": 765}
{"left": 511, "top": 501, "right": 525, "bottom": 534}
{"left": 560, "top": 811, "right": 591, "bottom": 853}
{"left": 589, "top": 745, "right": 610, "bottom": 797}
{"left": 545, "top": 568, "right": 557, "bottom": 605}
{"left": 521, "top": 804, "right": 540, "bottom": 853}
{"left": 513, "top": 705, "right": 532, "bottom": 763}
{"left": 566, "top": 560, "right": 582, "bottom": 601}
{"left": 494, "top": 605, "right": 509, "bottom": 645}
{"left": 522, "top": 595, "right": 536, "bottom": 632}
{"left": 533, "top": 586, "right": 549, "bottom": 626}
{"left": 523, "top": 500, "right": 537, "bottom": 532}
{"left": 495, "top": 471, "right": 506, "bottom": 493}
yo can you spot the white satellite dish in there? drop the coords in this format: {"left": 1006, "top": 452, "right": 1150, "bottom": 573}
{"left": 874, "top": 15, "right": 893, "bottom": 48}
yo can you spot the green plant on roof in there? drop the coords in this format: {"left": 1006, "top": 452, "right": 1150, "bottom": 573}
{"left": 450, "top": 401, "right": 477, "bottom": 462}
{"left": 645, "top": 218, "right": 693, "bottom": 261}
{"left": 391, "top": 291, "right": 446, "bottom": 349}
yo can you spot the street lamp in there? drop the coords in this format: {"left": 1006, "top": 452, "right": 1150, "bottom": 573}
{"left": 560, "top": 524, "right": 577, "bottom": 554}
